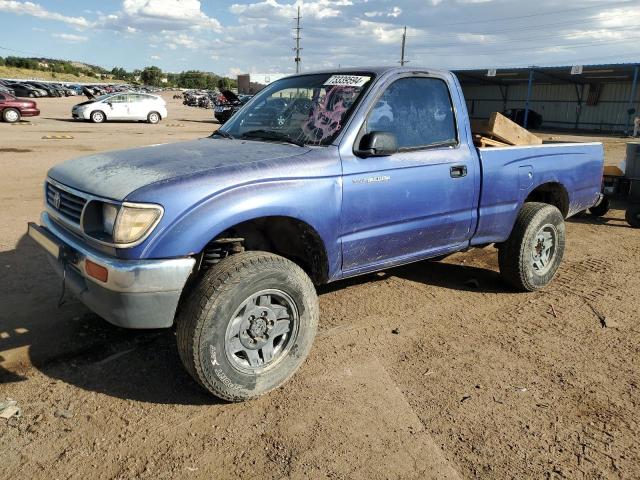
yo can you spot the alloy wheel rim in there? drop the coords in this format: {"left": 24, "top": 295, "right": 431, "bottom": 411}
{"left": 224, "top": 289, "right": 299, "bottom": 373}
{"left": 6, "top": 110, "right": 18, "bottom": 122}
{"left": 531, "top": 223, "right": 557, "bottom": 275}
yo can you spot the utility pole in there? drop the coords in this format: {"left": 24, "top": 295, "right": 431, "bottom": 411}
{"left": 293, "top": 6, "right": 302, "bottom": 73}
{"left": 399, "top": 26, "right": 407, "bottom": 66}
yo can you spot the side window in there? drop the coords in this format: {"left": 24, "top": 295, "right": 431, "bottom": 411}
{"left": 111, "top": 94, "right": 128, "bottom": 103}
{"left": 0, "top": 94, "right": 5, "bottom": 101}
{"left": 365, "top": 77, "right": 457, "bottom": 149}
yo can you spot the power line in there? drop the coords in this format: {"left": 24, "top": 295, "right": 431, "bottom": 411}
{"left": 408, "top": 25, "right": 640, "bottom": 49}
{"left": 293, "top": 6, "right": 302, "bottom": 74}
{"left": 407, "top": 15, "right": 634, "bottom": 38}
{"left": 0, "top": 44, "right": 46, "bottom": 57}
{"left": 416, "top": 0, "right": 634, "bottom": 28}
{"left": 410, "top": 35, "right": 640, "bottom": 57}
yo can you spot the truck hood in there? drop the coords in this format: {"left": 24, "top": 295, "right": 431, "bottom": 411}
{"left": 47, "top": 138, "right": 309, "bottom": 200}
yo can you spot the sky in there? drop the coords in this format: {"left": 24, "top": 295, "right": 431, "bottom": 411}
{"left": 0, "top": 0, "right": 639, "bottom": 78}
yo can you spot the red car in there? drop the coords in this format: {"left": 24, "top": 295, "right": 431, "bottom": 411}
{"left": 0, "top": 92, "right": 40, "bottom": 123}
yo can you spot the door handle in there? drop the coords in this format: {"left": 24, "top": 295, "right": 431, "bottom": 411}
{"left": 450, "top": 165, "right": 467, "bottom": 178}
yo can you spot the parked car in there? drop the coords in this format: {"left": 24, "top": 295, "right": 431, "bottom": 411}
{"left": 28, "top": 67, "right": 603, "bottom": 402}
{"left": 71, "top": 92, "right": 167, "bottom": 123}
{"left": 502, "top": 108, "right": 543, "bottom": 129}
{"left": 214, "top": 90, "right": 250, "bottom": 124}
{"left": 27, "top": 82, "right": 59, "bottom": 97}
{"left": 0, "top": 92, "right": 39, "bottom": 122}
{"left": 0, "top": 84, "right": 15, "bottom": 96}
{"left": 6, "top": 82, "right": 43, "bottom": 98}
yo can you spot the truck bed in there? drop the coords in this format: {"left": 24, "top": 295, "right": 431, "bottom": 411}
{"left": 471, "top": 142, "right": 604, "bottom": 246}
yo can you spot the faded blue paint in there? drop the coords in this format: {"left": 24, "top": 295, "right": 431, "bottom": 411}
{"left": 44, "top": 66, "right": 604, "bottom": 284}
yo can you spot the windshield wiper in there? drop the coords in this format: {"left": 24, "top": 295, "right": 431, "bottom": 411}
{"left": 240, "top": 129, "right": 306, "bottom": 147}
{"left": 212, "top": 129, "right": 234, "bottom": 139}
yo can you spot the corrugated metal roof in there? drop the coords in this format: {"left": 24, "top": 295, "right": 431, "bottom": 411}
{"left": 455, "top": 63, "right": 639, "bottom": 86}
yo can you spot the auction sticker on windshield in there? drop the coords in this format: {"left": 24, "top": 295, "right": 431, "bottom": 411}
{"left": 324, "top": 75, "right": 371, "bottom": 87}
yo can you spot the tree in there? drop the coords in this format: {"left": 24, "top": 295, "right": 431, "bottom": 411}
{"left": 111, "top": 67, "right": 128, "bottom": 80}
{"left": 140, "top": 66, "right": 163, "bottom": 86}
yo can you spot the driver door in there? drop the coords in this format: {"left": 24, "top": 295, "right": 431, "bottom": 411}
{"left": 340, "top": 75, "right": 477, "bottom": 273}
{"left": 106, "top": 94, "right": 130, "bottom": 119}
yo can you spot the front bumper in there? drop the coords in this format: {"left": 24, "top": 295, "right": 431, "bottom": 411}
{"left": 20, "top": 108, "right": 40, "bottom": 117}
{"left": 28, "top": 213, "right": 196, "bottom": 329}
{"left": 71, "top": 109, "right": 89, "bottom": 120}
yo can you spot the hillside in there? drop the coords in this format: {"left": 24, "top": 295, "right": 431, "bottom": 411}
{"left": 0, "top": 65, "right": 122, "bottom": 83}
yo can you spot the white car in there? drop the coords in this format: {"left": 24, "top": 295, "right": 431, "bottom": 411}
{"left": 72, "top": 92, "right": 167, "bottom": 124}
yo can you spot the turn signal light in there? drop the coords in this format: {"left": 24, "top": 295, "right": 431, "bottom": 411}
{"left": 85, "top": 259, "right": 108, "bottom": 283}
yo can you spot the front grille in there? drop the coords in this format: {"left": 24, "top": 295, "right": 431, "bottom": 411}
{"left": 46, "top": 182, "right": 87, "bottom": 224}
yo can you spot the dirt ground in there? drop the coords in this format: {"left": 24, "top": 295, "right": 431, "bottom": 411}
{"left": 0, "top": 93, "right": 638, "bottom": 480}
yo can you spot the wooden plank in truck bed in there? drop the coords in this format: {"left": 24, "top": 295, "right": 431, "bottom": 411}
{"left": 471, "top": 112, "right": 542, "bottom": 146}
{"left": 473, "top": 134, "right": 509, "bottom": 148}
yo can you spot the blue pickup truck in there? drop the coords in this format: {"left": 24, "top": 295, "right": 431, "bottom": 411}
{"left": 28, "top": 67, "right": 603, "bottom": 401}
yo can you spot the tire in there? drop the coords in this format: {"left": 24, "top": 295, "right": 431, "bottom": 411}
{"left": 588, "top": 196, "right": 610, "bottom": 217}
{"left": 28, "top": 93, "right": 34, "bottom": 98}
{"left": 498, "top": 202, "right": 566, "bottom": 292}
{"left": 626, "top": 204, "right": 640, "bottom": 228}
{"left": 176, "top": 251, "right": 319, "bottom": 402}
{"left": 90, "top": 110, "right": 105, "bottom": 123}
{"left": 2, "top": 108, "right": 20, "bottom": 123}
{"left": 147, "top": 111, "right": 160, "bottom": 124}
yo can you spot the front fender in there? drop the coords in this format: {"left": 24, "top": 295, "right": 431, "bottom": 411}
{"left": 134, "top": 176, "right": 343, "bottom": 278}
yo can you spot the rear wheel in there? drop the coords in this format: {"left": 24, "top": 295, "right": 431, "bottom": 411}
{"left": 626, "top": 204, "right": 640, "bottom": 228}
{"left": 147, "top": 111, "right": 160, "bottom": 124}
{"left": 176, "top": 251, "right": 319, "bottom": 402}
{"left": 498, "top": 202, "right": 566, "bottom": 291}
{"left": 588, "top": 196, "right": 610, "bottom": 217}
{"left": 90, "top": 110, "right": 105, "bottom": 123}
{"left": 2, "top": 108, "right": 20, "bottom": 123}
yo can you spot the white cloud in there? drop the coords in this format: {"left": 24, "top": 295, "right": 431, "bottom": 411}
{"left": 164, "top": 32, "right": 203, "bottom": 50}
{"left": 150, "top": 55, "right": 162, "bottom": 60}
{"left": 100, "top": 0, "right": 221, "bottom": 32}
{"left": 230, "top": 0, "right": 352, "bottom": 20}
{"left": 364, "top": 6, "right": 401, "bottom": 18}
{"left": 456, "top": 32, "right": 495, "bottom": 44}
{"left": 593, "top": 6, "right": 640, "bottom": 29}
{"left": 52, "top": 33, "right": 88, "bottom": 42}
{"left": 0, "top": 0, "right": 91, "bottom": 27}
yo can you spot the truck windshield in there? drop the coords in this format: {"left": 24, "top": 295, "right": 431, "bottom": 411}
{"left": 219, "top": 73, "right": 375, "bottom": 146}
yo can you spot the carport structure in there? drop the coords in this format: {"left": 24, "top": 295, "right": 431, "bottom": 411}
{"left": 454, "top": 63, "right": 640, "bottom": 133}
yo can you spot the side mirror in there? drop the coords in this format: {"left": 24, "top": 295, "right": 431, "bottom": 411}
{"left": 106, "top": 102, "right": 113, "bottom": 107}
{"left": 355, "top": 131, "right": 398, "bottom": 158}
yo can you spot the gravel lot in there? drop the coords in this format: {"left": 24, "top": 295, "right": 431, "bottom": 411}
{"left": 1, "top": 93, "right": 638, "bottom": 479}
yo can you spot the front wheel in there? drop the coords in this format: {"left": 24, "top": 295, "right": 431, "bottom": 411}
{"left": 626, "top": 204, "right": 640, "bottom": 228}
{"left": 498, "top": 202, "right": 566, "bottom": 291}
{"left": 147, "top": 111, "right": 161, "bottom": 124}
{"left": 90, "top": 110, "right": 105, "bottom": 123}
{"left": 2, "top": 108, "right": 20, "bottom": 123}
{"left": 176, "top": 251, "right": 319, "bottom": 402}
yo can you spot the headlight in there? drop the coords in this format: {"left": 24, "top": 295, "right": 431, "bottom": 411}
{"left": 82, "top": 201, "right": 163, "bottom": 246}
{"left": 112, "top": 203, "right": 163, "bottom": 245}
{"left": 102, "top": 203, "right": 118, "bottom": 234}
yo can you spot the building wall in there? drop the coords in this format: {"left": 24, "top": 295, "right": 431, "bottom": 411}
{"left": 237, "top": 73, "right": 288, "bottom": 95}
{"left": 461, "top": 81, "right": 640, "bottom": 132}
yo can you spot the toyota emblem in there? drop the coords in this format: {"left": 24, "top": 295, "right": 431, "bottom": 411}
{"left": 52, "top": 191, "right": 61, "bottom": 209}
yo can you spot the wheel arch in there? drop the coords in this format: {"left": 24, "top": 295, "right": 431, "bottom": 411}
{"left": 524, "top": 181, "right": 570, "bottom": 218}
{"left": 199, "top": 215, "right": 330, "bottom": 285}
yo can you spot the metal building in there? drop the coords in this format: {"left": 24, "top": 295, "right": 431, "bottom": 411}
{"left": 237, "top": 73, "right": 288, "bottom": 95}
{"left": 454, "top": 63, "right": 639, "bottom": 133}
